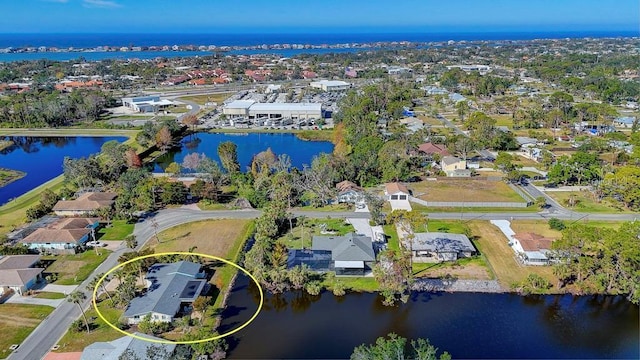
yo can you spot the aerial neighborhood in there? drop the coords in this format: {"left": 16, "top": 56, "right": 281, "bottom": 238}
{"left": 0, "top": 31, "right": 638, "bottom": 360}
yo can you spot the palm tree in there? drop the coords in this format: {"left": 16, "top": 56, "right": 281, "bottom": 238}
{"left": 67, "top": 291, "right": 90, "bottom": 333}
{"left": 89, "top": 273, "right": 114, "bottom": 305}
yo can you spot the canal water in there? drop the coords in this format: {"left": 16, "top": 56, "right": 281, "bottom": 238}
{"left": 219, "top": 276, "right": 640, "bottom": 359}
{"left": 0, "top": 136, "right": 125, "bottom": 205}
{"left": 153, "top": 132, "right": 334, "bottom": 172}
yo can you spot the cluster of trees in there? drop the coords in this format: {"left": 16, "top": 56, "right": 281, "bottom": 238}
{"left": 0, "top": 89, "right": 114, "bottom": 127}
{"left": 547, "top": 151, "right": 602, "bottom": 186}
{"left": 351, "top": 333, "right": 451, "bottom": 360}
{"left": 136, "top": 119, "right": 184, "bottom": 149}
{"left": 551, "top": 221, "right": 640, "bottom": 304}
{"left": 440, "top": 68, "right": 515, "bottom": 97}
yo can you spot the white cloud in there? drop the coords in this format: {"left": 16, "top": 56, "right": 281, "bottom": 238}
{"left": 82, "top": 0, "right": 122, "bottom": 8}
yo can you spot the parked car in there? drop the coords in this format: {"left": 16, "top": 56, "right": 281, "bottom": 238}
{"left": 86, "top": 241, "right": 107, "bottom": 247}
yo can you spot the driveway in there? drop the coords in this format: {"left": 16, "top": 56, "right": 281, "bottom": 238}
{"left": 5, "top": 294, "right": 64, "bottom": 307}
{"left": 347, "top": 218, "right": 375, "bottom": 239}
{"left": 38, "top": 284, "right": 77, "bottom": 294}
{"left": 389, "top": 200, "right": 412, "bottom": 211}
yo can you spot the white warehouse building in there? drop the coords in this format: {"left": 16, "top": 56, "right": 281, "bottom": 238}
{"left": 310, "top": 80, "right": 351, "bottom": 92}
{"left": 223, "top": 100, "right": 323, "bottom": 120}
{"left": 121, "top": 95, "right": 174, "bottom": 113}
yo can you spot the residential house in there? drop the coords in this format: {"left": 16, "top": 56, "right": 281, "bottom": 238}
{"left": 511, "top": 232, "right": 554, "bottom": 265}
{"left": 417, "top": 143, "right": 450, "bottom": 158}
{"left": 80, "top": 333, "right": 176, "bottom": 360}
{"left": 613, "top": 116, "right": 636, "bottom": 128}
{"left": 384, "top": 182, "right": 410, "bottom": 201}
{"left": 53, "top": 192, "right": 117, "bottom": 216}
{"left": 287, "top": 233, "right": 376, "bottom": 276}
{"left": 0, "top": 255, "right": 44, "bottom": 295}
{"left": 408, "top": 232, "right": 476, "bottom": 262}
{"left": 123, "top": 261, "right": 207, "bottom": 325}
{"left": 19, "top": 218, "right": 100, "bottom": 254}
{"left": 441, "top": 156, "right": 470, "bottom": 177}
{"left": 336, "top": 180, "right": 364, "bottom": 204}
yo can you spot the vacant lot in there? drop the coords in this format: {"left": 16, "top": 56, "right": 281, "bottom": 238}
{"left": 413, "top": 257, "right": 493, "bottom": 280}
{"left": 178, "top": 92, "right": 234, "bottom": 106}
{"left": 45, "top": 250, "right": 111, "bottom": 285}
{"left": 146, "top": 219, "right": 251, "bottom": 258}
{"left": 546, "top": 191, "right": 632, "bottom": 213}
{"left": 412, "top": 179, "right": 525, "bottom": 202}
{"left": 0, "top": 304, "right": 53, "bottom": 359}
{"left": 467, "top": 221, "right": 557, "bottom": 289}
{"left": 509, "top": 220, "right": 563, "bottom": 238}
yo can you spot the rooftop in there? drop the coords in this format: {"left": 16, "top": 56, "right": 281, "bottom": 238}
{"left": 312, "top": 233, "right": 375, "bottom": 262}
{"left": 80, "top": 333, "right": 176, "bottom": 360}
{"left": 385, "top": 182, "right": 409, "bottom": 195}
{"left": 411, "top": 232, "right": 476, "bottom": 254}
{"left": 514, "top": 232, "right": 554, "bottom": 252}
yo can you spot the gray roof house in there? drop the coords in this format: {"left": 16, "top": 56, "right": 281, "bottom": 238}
{"left": 409, "top": 232, "right": 477, "bottom": 262}
{"left": 288, "top": 233, "right": 376, "bottom": 276}
{"left": 0, "top": 255, "right": 43, "bottom": 296}
{"left": 81, "top": 332, "right": 176, "bottom": 360}
{"left": 123, "top": 261, "right": 206, "bottom": 325}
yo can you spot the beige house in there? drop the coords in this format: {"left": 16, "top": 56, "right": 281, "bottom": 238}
{"left": 441, "top": 156, "right": 471, "bottom": 177}
{"left": 0, "top": 255, "right": 44, "bottom": 296}
{"left": 20, "top": 218, "right": 99, "bottom": 254}
{"left": 53, "top": 192, "right": 117, "bottom": 216}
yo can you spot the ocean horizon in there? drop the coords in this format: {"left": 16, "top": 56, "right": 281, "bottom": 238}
{"left": 0, "top": 30, "right": 637, "bottom": 48}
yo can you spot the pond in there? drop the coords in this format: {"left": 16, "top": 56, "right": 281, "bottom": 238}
{"left": 153, "top": 133, "right": 334, "bottom": 172}
{"left": 0, "top": 136, "right": 126, "bottom": 206}
{"left": 219, "top": 276, "right": 640, "bottom": 359}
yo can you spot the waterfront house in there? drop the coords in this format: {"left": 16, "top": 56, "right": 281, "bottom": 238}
{"left": 123, "top": 261, "right": 207, "bottom": 325}
{"left": 511, "top": 232, "right": 554, "bottom": 265}
{"left": 80, "top": 332, "right": 176, "bottom": 360}
{"left": 0, "top": 255, "right": 44, "bottom": 296}
{"left": 335, "top": 180, "right": 364, "bottom": 204}
{"left": 287, "top": 233, "right": 376, "bottom": 276}
{"left": 408, "top": 232, "right": 476, "bottom": 262}
{"left": 53, "top": 192, "right": 117, "bottom": 216}
{"left": 19, "top": 217, "right": 99, "bottom": 254}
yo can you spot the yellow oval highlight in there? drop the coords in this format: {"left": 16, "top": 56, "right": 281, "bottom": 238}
{"left": 92, "top": 251, "right": 263, "bottom": 345}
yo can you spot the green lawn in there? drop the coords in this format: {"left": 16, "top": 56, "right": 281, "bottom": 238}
{"left": 0, "top": 304, "right": 53, "bottom": 359}
{"left": 383, "top": 225, "right": 400, "bottom": 251}
{"left": 295, "top": 203, "right": 352, "bottom": 212}
{"left": 54, "top": 299, "right": 123, "bottom": 352}
{"left": 327, "top": 277, "right": 379, "bottom": 292}
{"left": 277, "top": 218, "right": 355, "bottom": 249}
{"left": 412, "top": 220, "right": 470, "bottom": 234}
{"left": 97, "top": 220, "right": 134, "bottom": 240}
{"left": 45, "top": 250, "right": 111, "bottom": 285}
{"left": 33, "top": 292, "right": 66, "bottom": 299}
{"left": 0, "top": 168, "right": 25, "bottom": 187}
{"left": 411, "top": 204, "right": 538, "bottom": 213}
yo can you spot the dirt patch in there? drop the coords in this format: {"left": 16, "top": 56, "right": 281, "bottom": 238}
{"left": 510, "top": 220, "right": 562, "bottom": 238}
{"left": 415, "top": 262, "right": 492, "bottom": 280}
{"left": 0, "top": 313, "right": 40, "bottom": 327}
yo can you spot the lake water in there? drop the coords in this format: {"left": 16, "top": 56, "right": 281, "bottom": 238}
{"left": 0, "top": 136, "right": 125, "bottom": 206}
{"left": 220, "top": 276, "right": 640, "bottom": 359}
{"left": 153, "top": 133, "right": 334, "bottom": 172}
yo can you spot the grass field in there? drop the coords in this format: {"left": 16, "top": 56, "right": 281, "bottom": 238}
{"left": 410, "top": 203, "right": 538, "bottom": 213}
{"left": 45, "top": 251, "right": 111, "bottom": 285}
{"left": 178, "top": 92, "right": 234, "bottom": 106}
{"left": 382, "top": 225, "right": 400, "bottom": 251}
{"left": 509, "top": 220, "right": 563, "bottom": 238}
{"left": 467, "top": 221, "right": 558, "bottom": 289}
{"left": 0, "top": 168, "right": 25, "bottom": 187}
{"left": 545, "top": 191, "right": 632, "bottom": 213}
{"left": 146, "top": 219, "right": 251, "bottom": 257}
{"left": 277, "top": 218, "right": 355, "bottom": 249}
{"left": 0, "top": 304, "right": 53, "bottom": 359}
{"left": 411, "top": 179, "right": 525, "bottom": 203}
{"left": 33, "top": 292, "right": 66, "bottom": 299}
{"left": 97, "top": 220, "right": 134, "bottom": 240}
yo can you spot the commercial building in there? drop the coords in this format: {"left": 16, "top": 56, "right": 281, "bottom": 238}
{"left": 121, "top": 95, "right": 174, "bottom": 113}
{"left": 223, "top": 100, "right": 323, "bottom": 120}
{"left": 310, "top": 80, "right": 351, "bottom": 92}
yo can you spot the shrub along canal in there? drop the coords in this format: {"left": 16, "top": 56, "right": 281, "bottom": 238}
{"left": 220, "top": 275, "right": 639, "bottom": 359}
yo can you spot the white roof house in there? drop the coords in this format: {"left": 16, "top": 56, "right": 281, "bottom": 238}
{"left": 310, "top": 80, "right": 351, "bottom": 91}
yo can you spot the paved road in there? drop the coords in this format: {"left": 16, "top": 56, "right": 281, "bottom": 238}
{"left": 437, "top": 113, "right": 466, "bottom": 136}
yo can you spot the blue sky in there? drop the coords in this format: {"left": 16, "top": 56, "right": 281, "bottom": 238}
{"left": 2, "top": 0, "right": 639, "bottom": 33}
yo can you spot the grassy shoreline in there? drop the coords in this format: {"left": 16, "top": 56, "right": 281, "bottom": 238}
{"left": 207, "top": 128, "right": 335, "bottom": 143}
{"left": 0, "top": 168, "right": 26, "bottom": 188}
